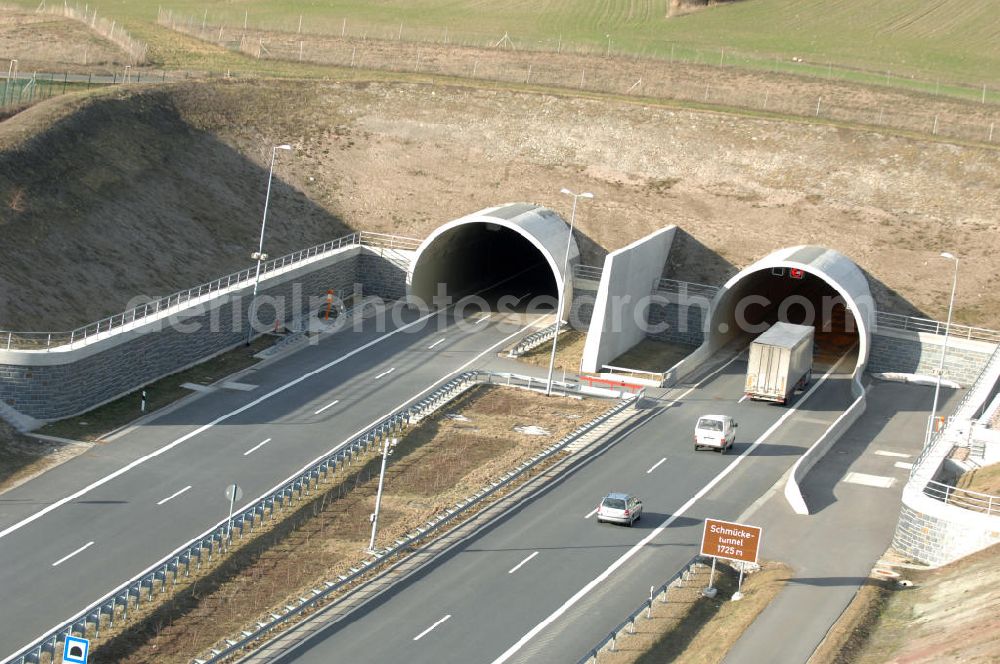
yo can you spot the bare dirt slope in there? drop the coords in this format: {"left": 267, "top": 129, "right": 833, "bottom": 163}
{"left": 0, "top": 78, "right": 997, "bottom": 331}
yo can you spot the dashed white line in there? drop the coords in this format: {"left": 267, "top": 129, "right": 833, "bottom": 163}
{"left": 843, "top": 472, "right": 896, "bottom": 488}
{"left": 413, "top": 614, "right": 451, "bottom": 641}
{"left": 508, "top": 551, "right": 539, "bottom": 574}
{"left": 156, "top": 485, "right": 192, "bottom": 505}
{"left": 314, "top": 399, "right": 340, "bottom": 415}
{"left": 243, "top": 438, "right": 273, "bottom": 456}
{"left": 428, "top": 338, "right": 446, "bottom": 350}
{"left": 374, "top": 368, "right": 396, "bottom": 380}
{"left": 52, "top": 541, "right": 94, "bottom": 567}
{"left": 584, "top": 507, "right": 599, "bottom": 519}
{"left": 646, "top": 457, "right": 667, "bottom": 474}
{"left": 874, "top": 450, "right": 910, "bottom": 458}
{"left": 475, "top": 314, "right": 492, "bottom": 325}
{"left": 894, "top": 461, "right": 914, "bottom": 470}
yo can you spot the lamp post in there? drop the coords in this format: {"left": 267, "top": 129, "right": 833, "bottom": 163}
{"left": 924, "top": 251, "right": 959, "bottom": 448}
{"left": 546, "top": 188, "right": 593, "bottom": 396}
{"left": 246, "top": 144, "right": 292, "bottom": 345}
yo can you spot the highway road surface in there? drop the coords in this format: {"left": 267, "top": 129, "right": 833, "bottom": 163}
{"left": 247, "top": 349, "right": 861, "bottom": 664}
{"left": 0, "top": 305, "right": 551, "bottom": 659}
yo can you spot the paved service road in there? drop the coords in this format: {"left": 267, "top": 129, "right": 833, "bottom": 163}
{"left": 0, "top": 307, "right": 549, "bottom": 659}
{"left": 262, "top": 350, "right": 859, "bottom": 664}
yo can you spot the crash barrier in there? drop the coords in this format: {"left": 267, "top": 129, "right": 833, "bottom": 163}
{"left": 2, "top": 372, "right": 634, "bottom": 664}
{"left": 508, "top": 322, "right": 564, "bottom": 357}
{"left": 575, "top": 554, "right": 704, "bottom": 664}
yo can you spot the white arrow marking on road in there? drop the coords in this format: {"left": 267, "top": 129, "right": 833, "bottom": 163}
{"left": 156, "top": 485, "right": 192, "bottom": 505}
{"left": 646, "top": 457, "right": 667, "bottom": 474}
{"left": 428, "top": 338, "right": 446, "bottom": 350}
{"left": 52, "top": 541, "right": 94, "bottom": 567}
{"left": 374, "top": 368, "right": 396, "bottom": 380}
{"left": 314, "top": 399, "right": 340, "bottom": 415}
{"left": 508, "top": 551, "right": 539, "bottom": 574}
{"left": 413, "top": 614, "right": 451, "bottom": 641}
{"left": 243, "top": 438, "right": 272, "bottom": 456}
{"left": 584, "top": 507, "right": 598, "bottom": 519}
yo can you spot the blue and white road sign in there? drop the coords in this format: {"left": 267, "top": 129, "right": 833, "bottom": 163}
{"left": 63, "top": 635, "right": 89, "bottom": 663}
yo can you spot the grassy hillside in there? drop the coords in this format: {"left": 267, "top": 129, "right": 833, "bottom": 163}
{"left": 19, "top": 1, "right": 1000, "bottom": 86}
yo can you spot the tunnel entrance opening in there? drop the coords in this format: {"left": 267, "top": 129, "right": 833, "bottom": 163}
{"left": 409, "top": 223, "right": 559, "bottom": 313}
{"left": 717, "top": 269, "right": 860, "bottom": 369}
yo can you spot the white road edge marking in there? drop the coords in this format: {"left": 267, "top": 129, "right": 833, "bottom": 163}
{"left": 413, "top": 614, "right": 451, "bottom": 641}
{"left": 243, "top": 439, "right": 273, "bottom": 456}
{"left": 374, "top": 368, "right": 396, "bottom": 380}
{"left": 646, "top": 458, "right": 668, "bottom": 474}
{"left": 584, "top": 507, "right": 599, "bottom": 519}
{"left": 0, "top": 309, "right": 443, "bottom": 541}
{"left": 490, "top": 350, "right": 852, "bottom": 664}
{"left": 156, "top": 485, "right": 192, "bottom": 505}
{"left": 476, "top": 314, "right": 492, "bottom": 325}
{"left": 52, "top": 541, "right": 94, "bottom": 567}
{"left": 874, "top": 450, "right": 910, "bottom": 458}
{"left": 508, "top": 551, "right": 539, "bottom": 574}
{"left": 314, "top": 399, "right": 340, "bottom": 415}
{"left": 428, "top": 338, "right": 446, "bottom": 350}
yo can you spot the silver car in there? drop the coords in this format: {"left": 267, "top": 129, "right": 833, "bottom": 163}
{"left": 596, "top": 492, "right": 642, "bottom": 526}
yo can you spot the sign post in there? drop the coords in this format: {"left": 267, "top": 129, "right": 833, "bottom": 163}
{"left": 700, "top": 518, "right": 762, "bottom": 601}
{"left": 224, "top": 483, "right": 243, "bottom": 545}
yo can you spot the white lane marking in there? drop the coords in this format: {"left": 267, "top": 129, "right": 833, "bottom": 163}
{"left": 894, "top": 461, "right": 914, "bottom": 470}
{"left": 476, "top": 314, "right": 492, "bottom": 325}
{"left": 0, "top": 309, "right": 441, "bottom": 541}
{"left": 156, "top": 485, "right": 192, "bottom": 505}
{"left": 874, "top": 450, "right": 910, "bottom": 458}
{"left": 646, "top": 458, "right": 668, "bottom": 474}
{"left": 584, "top": 508, "right": 599, "bottom": 519}
{"left": 413, "top": 614, "right": 451, "bottom": 641}
{"left": 490, "top": 350, "right": 852, "bottom": 664}
{"left": 52, "top": 541, "right": 94, "bottom": 567}
{"left": 508, "top": 551, "right": 539, "bottom": 574}
{"left": 843, "top": 472, "right": 896, "bottom": 488}
{"left": 428, "top": 338, "right": 446, "bottom": 350}
{"left": 738, "top": 394, "right": 749, "bottom": 403}
{"left": 374, "top": 368, "right": 396, "bottom": 380}
{"left": 314, "top": 399, "right": 340, "bottom": 415}
{"left": 243, "top": 438, "right": 273, "bottom": 456}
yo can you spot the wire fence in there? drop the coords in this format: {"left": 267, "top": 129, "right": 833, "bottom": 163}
{"left": 158, "top": 10, "right": 1000, "bottom": 145}
{"left": 0, "top": 371, "right": 635, "bottom": 664}
{"left": 0, "top": 231, "right": 419, "bottom": 352}
{"left": 38, "top": 2, "right": 148, "bottom": 64}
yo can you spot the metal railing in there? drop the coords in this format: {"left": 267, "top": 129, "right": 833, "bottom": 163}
{"left": 3, "top": 371, "right": 633, "bottom": 664}
{"left": 923, "top": 480, "right": 999, "bottom": 516}
{"left": 573, "top": 264, "right": 604, "bottom": 282}
{"left": 508, "top": 322, "right": 562, "bottom": 357}
{"left": 575, "top": 554, "right": 703, "bottom": 664}
{"left": 655, "top": 278, "right": 720, "bottom": 299}
{"left": 875, "top": 311, "right": 1000, "bottom": 343}
{"left": 600, "top": 365, "right": 667, "bottom": 384}
{"left": 0, "top": 231, "right": 420, "bottom": 352}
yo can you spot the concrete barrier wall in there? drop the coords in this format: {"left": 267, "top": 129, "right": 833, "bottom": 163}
{"left": 0, "top": 248, "right": 409, "bottom": 420}
{"left": 868, "top": 329, "right": 997, "bottom": 385}
{"left": 581, "top": 226, "right": 675, "bottom": 373}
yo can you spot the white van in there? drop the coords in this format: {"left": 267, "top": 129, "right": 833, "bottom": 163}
{"left": 694, "top": 415, "right": 737, "bottom": 453}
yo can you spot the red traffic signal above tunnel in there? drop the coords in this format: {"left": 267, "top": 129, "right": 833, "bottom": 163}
{"left": 789, "top": 268, "right": 805, "bottom": 279}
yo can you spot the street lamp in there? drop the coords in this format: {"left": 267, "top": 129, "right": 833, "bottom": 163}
{"left": 545, "top": 188, "right": 593, "bottom": 396}
{"left": 246, "top": 144, "right": 292, "bottom": 345}
{"left": 924, "top": 251, "right": 959, "bottom": 448}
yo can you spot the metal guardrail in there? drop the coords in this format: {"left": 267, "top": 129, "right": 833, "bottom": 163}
{"left": 923, "top": 480, "right": 999, "bottom": 516}
{"left": 573, "top": 264, "right": 604, "bottom": 281}
{"left": 508, "top": 322, "right": 562, "bottom": 357}
{"left": 875, "top": 311, "right": 1000, "bottom": 343}
{"left": 655, "top": 278, "right": 720, "bottom": 299}
{"left": 0, "top": 231, "right": 420, "bottom": 352}
{"left": 575, "top": 554, "right": 703, "bottom": 664}
{"left": 3, "top": 371, "right": 633, "bottom": 664}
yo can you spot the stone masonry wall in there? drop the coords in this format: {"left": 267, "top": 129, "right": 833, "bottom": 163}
{"left": 0, "top": 251, "right": 407, "bottom": 420}
{"left": 867, "top": 333, "right": 995, "bottom": 384}
{"left": 892, "top": 502, "right": 1000, "bottom": 567}
{"left": 646, "top": 301, "right": 706, "bottom": 347}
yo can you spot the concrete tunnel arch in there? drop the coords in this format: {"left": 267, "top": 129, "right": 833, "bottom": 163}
{"left": 703, "top": 245, "right": 875, "bottom": 378}
{"left": 407, "top": 203, "right": 580, "bottom": 316}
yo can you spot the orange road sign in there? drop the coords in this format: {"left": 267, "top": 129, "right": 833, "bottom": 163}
{"left": 701, "top": 518, "right": 762, "bottom": 564}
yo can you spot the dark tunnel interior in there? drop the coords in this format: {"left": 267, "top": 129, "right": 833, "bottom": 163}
{"left": 410, "top": 224, "right": 558, "bottom": 312}
{"left": 719, "top": 269, "right": 859, "bottom": 363}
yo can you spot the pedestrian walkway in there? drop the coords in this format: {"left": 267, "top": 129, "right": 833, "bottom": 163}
{"left": 723, "top": 380, "right": 963, "bottom": 664}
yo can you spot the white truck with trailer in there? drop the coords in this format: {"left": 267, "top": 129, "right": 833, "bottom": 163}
{"left": 744, "top": 322, "right": 814, "bottom": 404}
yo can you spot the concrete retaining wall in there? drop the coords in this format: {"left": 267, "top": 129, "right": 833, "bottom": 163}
{"left": 868, "top": 329, "right": 997, "bottom": 385}
{"left": 0, "top": 247, "right": 409, "bottom": 420}
{"left": 581, "top": 226, "right": 675, "bottom": 373}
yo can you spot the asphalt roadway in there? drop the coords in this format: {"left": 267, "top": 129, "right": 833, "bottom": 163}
{"left": 258, "top": 348, "right": 862, "bottom": 664}
{"left": 0, "top": 306, "right": 554, "bottom": 659}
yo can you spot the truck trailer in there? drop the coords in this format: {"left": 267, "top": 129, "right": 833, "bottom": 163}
{"left": 744, "top": 322, "right": 814, "bottom": 404}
